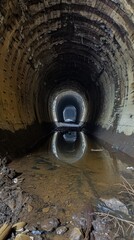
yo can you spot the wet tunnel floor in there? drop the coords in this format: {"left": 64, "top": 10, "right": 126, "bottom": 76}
{"left": 9, "top": 132, "right": 134, "bottom": 239}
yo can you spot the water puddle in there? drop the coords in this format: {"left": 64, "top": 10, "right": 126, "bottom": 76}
{"left": 9, "top": 131, "right": 134, "bottom": 239}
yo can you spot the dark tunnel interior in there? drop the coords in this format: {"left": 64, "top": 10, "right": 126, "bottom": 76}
{"left": 0, "top": 2, "right": 134, "bottom": 238}
{"left": 0, "top": 0, "right": 134, "bottom": 157}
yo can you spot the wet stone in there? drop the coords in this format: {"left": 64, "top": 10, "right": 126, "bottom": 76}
{"left": 27, "top": 204, "right": 33, "bottom": 212}
{"left": 1, "top": 166, "right": 16, "bottom": 179}
{"left": 40, "top": 217, "right": 59, "bottom": 232}
{"left": 70, "top": 227, "right": 84, "bottom": 240}
{"left": 32, "top": 235, "right": 42, "bottom": 240}
{"left": 92, "top": 232, "right": 111, "bottom": 240}
{"left": 72, "top": 213, "right": 87, "bottom": 231}
{"left": 0, "top": 157, "right": 7, "bottom": 166}
{"left": 100, "top": 198, "right": 129, "bottom": 215}
{"left": 12, "top": 221, "right": 27, "bottom": 232}
{"left": 55, "top": 226, "right": 68, "bottom": 235}
{"left": 27, "top": 225, "right": 36, "bottom": 231}
{"left": 42, "top": 206, "right": 50, "bottom": 213}
{"left": 0, "top": 200, "right": 12, "bottom": 224}
{"left": 92, "top": 217, "right": 115, "bottom": 240}
{"left": 15, "top": 233, "right": 31, "bottom": 240}
{"left": 92, "top": 217, "right": 106, "bottom": 232}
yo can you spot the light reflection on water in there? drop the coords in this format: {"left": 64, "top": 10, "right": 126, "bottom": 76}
{"left": 9, "top": 131, "right": 134, "bottom": 233}
{"left": 10, "top": 131, "right": 134, "bottom": 220}
{"left": 50, "top": 131, "right": 133, "bottom": 192}
{"left": 51, "top": 131, "right": 87, "bottom": 163}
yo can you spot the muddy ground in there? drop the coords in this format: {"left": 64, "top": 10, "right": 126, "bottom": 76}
{"left": 0, "top": 153, "right": 134, "bottom": 240}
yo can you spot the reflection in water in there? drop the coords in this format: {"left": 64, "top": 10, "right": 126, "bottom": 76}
{"left": 10, "top": 132, "right": 134, "bottom": 204}
{"left": 63, "top": 131, "right": 77, "bottom": 142}
{"left": 9, "top": 132, "right": 134, "bottom": 240}
{"left": 9, "top": 131, "right": 134, "bottom": 233}
{"left": 50, "top": 131, "right": 134, "bottom": 190}
{"left": 51, "top": 131, "right": 87, "bottom": 163}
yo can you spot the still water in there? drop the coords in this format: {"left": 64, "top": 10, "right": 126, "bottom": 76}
{"left": 10, "top": 131, "right": 134, "bottom": 237}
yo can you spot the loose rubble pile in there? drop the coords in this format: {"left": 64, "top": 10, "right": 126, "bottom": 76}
{"left": 93, "top": 196, "right": 134, "bottom": 240}
{"left": 0, "top": 155, "right": 94, "bottom": 240}
{"left": 0, "top": 155, "right": 29, "bottom": 225}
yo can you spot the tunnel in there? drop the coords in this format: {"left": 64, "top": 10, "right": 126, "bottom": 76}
{"left": 48, "top": 84, "right": 89, "bottom": 127}
{"left": 0, "top": 0, "right": 134, "bottom": 157}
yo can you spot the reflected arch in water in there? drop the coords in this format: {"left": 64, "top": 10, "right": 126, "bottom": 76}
{"left": 51, "top": 131, "right": 87, "bottom": 163}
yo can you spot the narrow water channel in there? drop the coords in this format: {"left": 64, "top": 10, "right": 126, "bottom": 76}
{"left": 9, "top": 132, "right": 134, "bottom": 239}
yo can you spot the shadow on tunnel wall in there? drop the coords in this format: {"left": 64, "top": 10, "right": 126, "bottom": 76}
{"left": 0, "top": 122, "right": 54, "bottom": 157}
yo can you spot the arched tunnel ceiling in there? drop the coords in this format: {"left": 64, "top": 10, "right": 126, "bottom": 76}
{"left": 0, "top": 0, "right": 134, "bottom": 156}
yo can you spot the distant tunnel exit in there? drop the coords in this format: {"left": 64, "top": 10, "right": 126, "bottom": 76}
{"left": 63, "top": 105, "right": 77, "bottom": 123}
{"left": 48, "top": 86, "right": 89, "bottom": 128}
